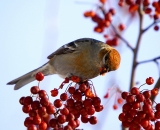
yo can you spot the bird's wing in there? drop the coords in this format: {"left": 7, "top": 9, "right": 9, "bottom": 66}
{"left": 47, "top": 41, "right": 77, "bottom": 59}
{"left": 47, "top": 38, "right": 97, "bottom": 59}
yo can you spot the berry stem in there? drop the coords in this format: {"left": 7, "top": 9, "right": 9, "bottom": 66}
{"left": 92, "top": 84, "right": 97, "bottom": 97}
{"left": 138, "top": 83, "right": 146, "bottom": 89}
{"left": 65, "top": 82, "right": 73, "bottom": 93}
{"left": 38, "top": 81, "right": 40, "bottom": 87}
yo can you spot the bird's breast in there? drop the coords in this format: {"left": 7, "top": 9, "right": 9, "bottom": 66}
{"left": 49, "top": 51, "right": 100, "bottom": 79}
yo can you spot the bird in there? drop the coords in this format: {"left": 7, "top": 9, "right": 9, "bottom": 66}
{"left": 7, "top": 38, "right": 121, "bottom": 90}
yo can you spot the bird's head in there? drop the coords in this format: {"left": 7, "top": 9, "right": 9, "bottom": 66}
{"left": 99, "top": 48, "right": 121, "bottom": 75}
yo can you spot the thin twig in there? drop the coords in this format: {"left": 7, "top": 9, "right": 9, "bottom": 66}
{"left": 137, "top": 56, "right": 160, "bottom": 64}
{"left": 111, "top": 24, "right": 134, "bottom": 51}
{"left": 142, "top": 20, "right": 160, "bottom": 33}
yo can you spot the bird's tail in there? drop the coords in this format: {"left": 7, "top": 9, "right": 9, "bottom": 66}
{"left": 7, "top": 63, "right": 55, "bottom": 90}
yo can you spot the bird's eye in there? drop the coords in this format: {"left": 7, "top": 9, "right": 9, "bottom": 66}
{"left": 104, "top": 55, "right": 110, "bottom": 72}
{"left": 105, "top": 53, "right": 109, "bottom": 62}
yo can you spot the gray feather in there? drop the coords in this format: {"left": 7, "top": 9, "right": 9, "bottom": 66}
{"left": 47, "top": 38, "right": 100, "bottom": 59}
{"left": 13, "top": 74, "right": 35, "bottom": 90}
{"left": 7, "top": 63, "right": 54, "bottom": 90}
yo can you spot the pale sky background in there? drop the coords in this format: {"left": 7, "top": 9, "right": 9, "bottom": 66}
{"left": 0, "top": 0, "right": 160, "bottom": 130}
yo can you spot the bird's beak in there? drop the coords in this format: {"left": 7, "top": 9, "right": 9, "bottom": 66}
{"left": 99, "top": 66, "right": 109, "bottom": 76}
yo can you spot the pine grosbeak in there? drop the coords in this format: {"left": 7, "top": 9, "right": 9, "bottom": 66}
{"left": 7, "top": 38, "right": 121, "bottom": 90}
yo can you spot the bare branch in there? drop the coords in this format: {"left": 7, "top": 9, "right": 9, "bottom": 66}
{"left": 129, "top": 6, "right": 144, "bottom": 90}
{"left": 142, "top": 20, "right": 160, "bottom": 33}
{"left": 137, "top": 56, "right": 160, "bottom": 64}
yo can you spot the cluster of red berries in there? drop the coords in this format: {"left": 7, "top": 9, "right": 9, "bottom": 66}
{"left": 118, "top": 77, "right": 160, "bottom": 130}
{"left": 20, "top": 73, "right": 50, "bottom": 130}
{"left": 118, "top": 0, "right": 160, "bottom": 31}
{"left": 118, "top": 0, "right": 160, "bottom": 18}
{"left": 19, "top": 72, "right": 103, "bottom": 130}
{"left": 84, "top": 8, "right": 115, "bottom": 32}
{"left": 84, "top": 7, "right": 122, "bottom": 46}
{"left": 83, "top": 0, "right": 126, "bottom": 46}
{"left": 84, "top": 0, "right": 160, "bottom": 46}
